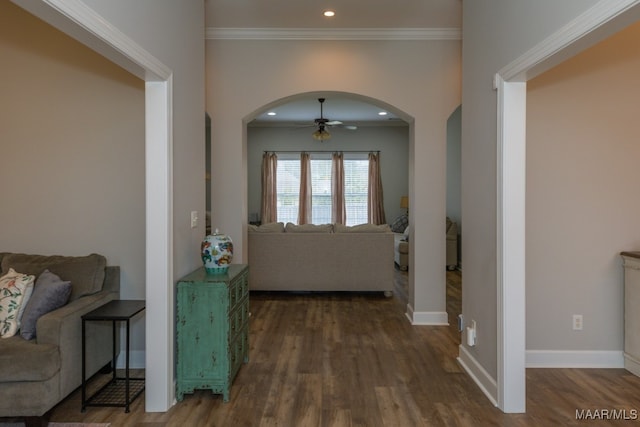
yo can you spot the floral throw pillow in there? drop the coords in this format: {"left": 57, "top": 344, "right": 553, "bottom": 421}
{"left": 0, "top": 268, "right": 36, "bottom": 338}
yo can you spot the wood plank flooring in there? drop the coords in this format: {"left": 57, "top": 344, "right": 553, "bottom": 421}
{"left": 40, "top": 270, "right": 640, "bottom": 426}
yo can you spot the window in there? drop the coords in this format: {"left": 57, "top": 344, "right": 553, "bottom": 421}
{"left": 276, "top": 159, "right": 300, "bottom": 224}
{"left": 311, "top": 159, "right": 331, "bottom": 224}
{"left": 344, "top": 159, "right": 369, "bottom": 226}
{"left": 276, "top": 154, "right": 370, "bottom": 226}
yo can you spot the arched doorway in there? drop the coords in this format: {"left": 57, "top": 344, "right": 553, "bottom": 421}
{"left": 245, "top": 91, "right": 410, "bottom": 233}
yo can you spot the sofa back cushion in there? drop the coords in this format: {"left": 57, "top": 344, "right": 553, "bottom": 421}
{"left": 248, "top": 222, "right": 285, "bottom": 233}
{"left": 1, "top": 253, "right": 106, "bottom": 302}
{"left": 285, "top": 223, "right": 333, "bottom": 233}
{"left": 334, "top": 223, "right": 391, "bottom": 233}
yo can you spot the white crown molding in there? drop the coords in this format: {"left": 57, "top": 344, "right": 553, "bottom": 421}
{"left": 206, "top": 27, "right": 461, "bottom": 41}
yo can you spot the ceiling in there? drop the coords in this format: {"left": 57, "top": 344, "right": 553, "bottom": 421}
{"left": 250, "top": 96, "right": 406, "bottom": 128}
{"left": 205, "top": 0, "right": 462, "bottom": 127}
{"left": 204, "top": 0, "right": 461, "bottom": 30}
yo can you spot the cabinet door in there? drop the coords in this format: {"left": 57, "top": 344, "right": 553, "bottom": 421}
{"left": 177, "top": 283, "right": 229, "bottom": 379}
{"left": 626, "top": 267, "right": 640, "bottom": 357}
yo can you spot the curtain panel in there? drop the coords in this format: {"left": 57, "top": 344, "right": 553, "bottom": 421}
{"left": 331, "top": 152, "right": 346, "bottom": 224}
{"left": 368, "top": 152, "right": 386, "bottom": 225}
{"left": 298, "top": 152, "right": 312, "bottom": 225}
{"left": 260, "top": 152, "right": 278, "bottom": 224}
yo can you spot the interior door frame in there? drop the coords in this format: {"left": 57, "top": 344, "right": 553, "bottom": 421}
{"left": 11, "top": 0, "right": 175, "bottom": 411}
{"left": 495, "top": 0, "right": 640, "bottom": 413}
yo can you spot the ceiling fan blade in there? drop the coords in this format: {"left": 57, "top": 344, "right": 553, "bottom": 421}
{"left": 326, "top": 120, "right": 343, "bottom": 126}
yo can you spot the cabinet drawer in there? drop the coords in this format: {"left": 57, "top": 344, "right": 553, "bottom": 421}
{"left": 230, "top": 297, "right": 249, "bottom": 340}
{"left": 228, "top": 272, "right": 249, "bottom": 312}
{"left": 230, "top": 327, "right": 248, "bottom": 377}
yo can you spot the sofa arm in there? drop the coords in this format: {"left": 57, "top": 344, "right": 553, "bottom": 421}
{"left": 36, "top": 290, "right": 116, "bottom": 346}
{"left": 36, "top": 289, "right": 118, "bottom": 397}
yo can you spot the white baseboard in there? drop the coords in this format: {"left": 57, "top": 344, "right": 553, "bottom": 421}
{"left": 116, "top": 350, "right": 146, "bottom": 369}
{"left": 405, "top": 304, "right": 449, "bottom": 325}
{"left": 457, "top": 344, "right": 498, "bottom": 407}
{"left": 525, "top": 350, "right": 624, "bottom": 368}
{"left": 625, "top": 353, "right": 640, "bottom": 376}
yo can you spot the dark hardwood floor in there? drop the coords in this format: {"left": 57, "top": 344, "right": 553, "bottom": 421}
{"left": 42, "top": 269, "right": 640, "bottom": 426}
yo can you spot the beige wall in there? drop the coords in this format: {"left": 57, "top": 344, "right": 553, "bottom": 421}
{"left": 0, "top": 2, "right": 145, "bottom": 300}
{"left": 462, "top": 0, "right": 608, "bottom": 380}
{"left": 206, "top": 39, "right": 461, "bottom": 316}
{"left": 82, "top": 0, "right": 207, "bottom": 281}
{"left": 527, "top": 21, "right": 640, "bottom": 351}
{"left": 7, "top": 0, "right": 205, "bottom": 409}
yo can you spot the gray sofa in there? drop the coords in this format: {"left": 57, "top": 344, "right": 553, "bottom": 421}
{"left": 248, "top": 222, "right": 394, "bottom": 294}
{"left": 0, "top": 252, "right": 119, "bottom": 422}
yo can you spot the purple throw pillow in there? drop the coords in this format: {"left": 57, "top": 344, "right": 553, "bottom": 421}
{"left": 20, "top": 269, "right": 71, "bottom": 340}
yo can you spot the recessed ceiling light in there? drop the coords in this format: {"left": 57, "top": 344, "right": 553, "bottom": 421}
{"left": 267, "top": 112, "right": 276, "bottom": 116}
{"left": 323, "top": 10, "right": 335, "bottom": 17}
{"left": 378, "top": 111, "right": 388, "bottom": 116}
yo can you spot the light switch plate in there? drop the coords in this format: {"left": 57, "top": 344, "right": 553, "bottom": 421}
{"left": 190, "top": 211, "right": 198, "bottom": 228}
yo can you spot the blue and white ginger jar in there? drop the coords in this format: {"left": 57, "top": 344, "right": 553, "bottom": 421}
{"left": 201, "top": 229, "right": 233, "bottom": 274}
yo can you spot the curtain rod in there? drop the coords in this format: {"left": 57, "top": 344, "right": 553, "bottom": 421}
{"left": 264, "top": 150, "right": 380, "bottom": 154}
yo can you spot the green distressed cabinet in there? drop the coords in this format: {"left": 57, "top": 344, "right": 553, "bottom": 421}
{"left": 176, "top": 264, "right": 249, "bottom": 402}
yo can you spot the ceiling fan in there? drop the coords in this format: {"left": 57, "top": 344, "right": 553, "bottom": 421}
{"left": 310, "top": 98, "right": 357, "bottom": 141}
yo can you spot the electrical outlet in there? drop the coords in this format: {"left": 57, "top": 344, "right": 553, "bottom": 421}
{"left": 457, "top": 314, "right": 464, "bottom": 332}
{"left": 572, "top": 314, "right": 583, "bottom": 331}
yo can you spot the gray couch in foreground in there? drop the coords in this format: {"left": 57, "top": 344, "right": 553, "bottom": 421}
{"left": 0, "top": 252, "right": 119, "bottom": 422}
{"left": 248, "top": 222, "right": 394, "bottom": 295}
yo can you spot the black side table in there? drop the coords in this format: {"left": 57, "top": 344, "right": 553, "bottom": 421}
{"left": 81, "top": 299, "right": 146, "bottom": 413}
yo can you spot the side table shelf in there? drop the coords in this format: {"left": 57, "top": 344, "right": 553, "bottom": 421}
{"left": 81, "top": 299, "right": 146, "bottom": 413}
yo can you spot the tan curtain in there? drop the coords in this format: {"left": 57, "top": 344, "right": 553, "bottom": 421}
{"left": 297, "top": 152, "right": 312, "bottom": 225}
{"left": 260, "top": 152, "right": 278, "bottom": 223}
{"left": 331, "top": 152, "right": 346, "bottom": 224}
{"left": 368, "top": 152, "right": 386, "bottom": 225}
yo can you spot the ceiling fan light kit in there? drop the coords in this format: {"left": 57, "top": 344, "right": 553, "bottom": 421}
{"left": 312, "top": 128, "right": 331, "bottom": 141}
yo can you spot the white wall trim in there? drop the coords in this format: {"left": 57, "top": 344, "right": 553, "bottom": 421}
{"left": 492, "top": 0, "right": 640, "bottom": 416}
{"left": 625, "top": 354, "right": 640, "bottom": 376}
{"left": 145, "top": 79, "right": 174, "bottom": 412}
{"left": 206, "top": 27, "right": 461, "bottom": 41}
{"left": 13, "top": 0, "right": 171, "bottom": 81}
{"left": 495, "top": 77, "right": 527, "bottom": 413}
{"left": 405, "top": 304, "right": 449, "bottom": 325}
{"left": 12, "top": 0, "right": 176, "bottom": 413}
{"left": 498, "top": 0, "right": 640, "bottom": 82}
{"left": 458, "top": 345, "right": 498, "bottom": 407}
{"left": 526, "top": 350, "right": 624, "bottom": 368}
